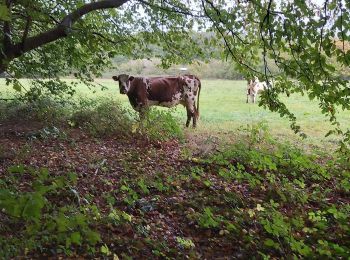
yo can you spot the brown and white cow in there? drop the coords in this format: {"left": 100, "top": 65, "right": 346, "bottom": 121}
{"left": 112, "top": 74, "right": 201, "bottom": 127}
{"left": 246, "top": 76, "right": 270, "bottom": 103}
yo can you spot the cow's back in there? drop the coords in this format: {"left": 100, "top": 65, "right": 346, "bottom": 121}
{"left": 148, "top": 77, "right": 182, "bottom": 102}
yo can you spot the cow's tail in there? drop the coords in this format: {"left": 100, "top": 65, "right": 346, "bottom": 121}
{"left": 196, "top": 77, "right": 201, "bottom": 119}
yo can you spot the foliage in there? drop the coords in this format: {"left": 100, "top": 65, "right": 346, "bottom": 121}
{"left": 0, "top": 0, "right": 206, "bottom": 99}
{"left": 200, "top": 123, "right": 350, "bottom": 258}
{"left": 70, "top": 97, "right": 135, "bottom": 137}
{"left": 0, "top": 95, "right": 184, "bottom": 142}
{"left": 139, "top": 108, "right": 184, "bottom": 141}
{"left": 71, "top": 98, "right": 184, "bottom": 141}
{"left": 205, "top": 0, "right": 350, "bottom": 145}
{"left": 0, "top": 166, "right": 101, "bottom": 257}
{"left": 197, "top": 207, "right": 222, "bottom": 228}
{"left": 1, "top": 117, "right": 350, "bottom": 258}
{"left": 0, "top": 97, "right": 69, "bottom": 124}
{"left": 176, "top": 237, "right": 195, "bottom": 249}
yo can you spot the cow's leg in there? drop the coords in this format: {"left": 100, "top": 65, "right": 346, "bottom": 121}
{"left": 186, "top": 109, "right": 191, "bottom": 127}
{"left": 134, "top": 104, "right": 145, "bottom": 121}
{"left": 184, "top": 92, "right": 197, "bottom": 128}
{"left": 192, "top": 111, "right": 197, "bottom": 128}
{"left": 188, "top": 104, "right": 197, "bottom": 128}
{"left": 137, "top": 106, "right": 150, "bottom": 133}
{"left": 136, "top": 105, "right": 148, "bottom": 130}
{"left": 246, "top": 94, "right": 249, "bottom": 103}
{"left": 192, "top": 101, "right": 198, "bottom": 128}
{"left": 253, "top": 94, "right": 256, "bottom": 104}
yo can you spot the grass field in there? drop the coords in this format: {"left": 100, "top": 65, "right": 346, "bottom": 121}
{"left": 1, "top": 78, "right": 349, "bottom": 149}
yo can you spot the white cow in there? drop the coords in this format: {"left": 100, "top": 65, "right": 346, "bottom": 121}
{"left": 246, "top": 77, "right": 270, "bottom": 103}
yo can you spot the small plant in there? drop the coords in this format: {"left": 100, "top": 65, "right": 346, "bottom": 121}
{"left": 137, "top": 178, "right": 150, "bottom": 195}
{"left": 197, "top": 207, "right": 222, "bottom": 229}
{"left": 119, "top": 182, "right": 139, "bottom": 206}
{"left": 27, "top": 126, "right": 67, "bottom": 141}
{"left": 176, "top": 237, "right": 195, "bottom": 249}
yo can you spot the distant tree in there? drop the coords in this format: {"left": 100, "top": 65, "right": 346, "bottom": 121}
{"left": 0, "top": 0, "right": 349, "bottom": 147}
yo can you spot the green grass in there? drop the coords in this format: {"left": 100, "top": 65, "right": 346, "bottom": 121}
{"left": 1, "top": 78, "right": 349, "bottom": 148}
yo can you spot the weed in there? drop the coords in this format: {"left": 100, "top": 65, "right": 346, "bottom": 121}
{"left": 176, "top": 237, "right": 195, "bottom": 249}
{"left": 197, "top": 207, "right": 222, "bottom": 229}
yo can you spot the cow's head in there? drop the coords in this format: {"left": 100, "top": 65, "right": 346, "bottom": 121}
{"left": 112, "top": 74, "right": 135, "bottom": 94}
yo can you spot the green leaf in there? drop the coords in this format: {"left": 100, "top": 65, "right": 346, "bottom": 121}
{"left": 85, "top": 230, "right": 101, "bottom": 245}
{"left": 0, "top": 5, "right": 10, "bottom": 21}
{"left": 121, "top": 211, "right": 132, "bottom": 222}
{"left": 101, "top": 244, "right": 111, "bottom": 255}
{"left": 13, "top": 81, "right": 22, "bottom": 92}
{"left": 56, "top": 213, "right": 69, "bottom": 232}
{"left": 22, "top": 193, "right": 45, "bottom": 220}
{"left": 8, "top": 165, "right": 25, "bottom": 174}
{"left": 70, "top": 232, "right": 82, "bottom": 245}
{"left": 264, "top": 239, "right": 280, "bottom": 249}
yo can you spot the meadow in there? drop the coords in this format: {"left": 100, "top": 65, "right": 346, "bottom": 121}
{"left": 2, "top": 78, "right": 348, "bottom": 149}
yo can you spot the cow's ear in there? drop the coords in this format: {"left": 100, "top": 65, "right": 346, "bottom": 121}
{"left": 112, "top": 76, "right": 119, "bottom": 81}
{"left": 129, "top": 76, "right": 135, "bottom": 81}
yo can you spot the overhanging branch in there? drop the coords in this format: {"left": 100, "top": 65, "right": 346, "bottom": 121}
{"left": 9, "top": 0, "right": 130, "bottom": 60}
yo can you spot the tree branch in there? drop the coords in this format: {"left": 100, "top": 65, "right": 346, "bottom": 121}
{"left": 260, "top": 0, "right": 276, "bottom": 83}
{"left": 201, "top": 0, "right": 260, "bottom": 75}
{"left": 3, "top": 0, "right": 13, "bottom": 52}
{"left": 9, "top": 0, "right": 129, "bottom": 60}
{"left": 21, "top": 13, "right": 32, "bottom": 46}
{"left": 137, "top": 0, "right": 205, "bottom": 18}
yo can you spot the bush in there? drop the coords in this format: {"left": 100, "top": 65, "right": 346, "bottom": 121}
{"left": 0, "top": 96, "right": 184, "bottom": 142}
{"left": 0, "top": 97, "right": 69, "bottom": 124}
{"left": 70, "top": 98, "right": 135, "bottom": 137}
{"left": 140, "top": 108, "right": 184, "bottom": 141}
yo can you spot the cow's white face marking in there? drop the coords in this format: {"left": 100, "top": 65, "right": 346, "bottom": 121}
{"left": 112, "top": 74, "right": 134, "bottom": 94}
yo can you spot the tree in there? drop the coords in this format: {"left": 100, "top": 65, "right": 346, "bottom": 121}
{"left": 0, "top": 0, "right": 349, "bottom": 148}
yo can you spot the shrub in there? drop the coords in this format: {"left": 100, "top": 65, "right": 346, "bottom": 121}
{"left": 70, "top": 98, "right": 134, "bottom": 137}
{"left": 139, "top": 108, "right": 184, "bottom": 141}
{"left": 1, "top": 96, "right": 184, "bottom": 142}
{"left": 0, "top": 97, "right": 69, "bottom": 124}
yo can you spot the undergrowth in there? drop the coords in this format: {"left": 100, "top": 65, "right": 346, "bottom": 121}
{"left": 1, "top": 102, "right": 349, "bottom": 258}
{"left": 0, "top": 166, "right": 101, "bottom": 258}
{"left": 0, "top": 97, "right": 184, "bottom": 141}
